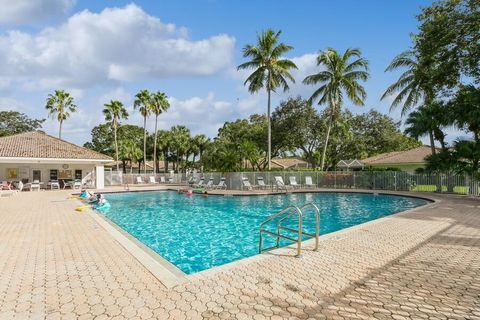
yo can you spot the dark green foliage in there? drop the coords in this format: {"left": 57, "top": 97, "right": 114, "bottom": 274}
{"left": 0, "top": 111, "right": 45, "bottom": 137}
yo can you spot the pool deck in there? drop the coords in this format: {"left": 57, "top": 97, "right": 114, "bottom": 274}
{"left": 1, "top": 188, "right": 480, "bottom": 319}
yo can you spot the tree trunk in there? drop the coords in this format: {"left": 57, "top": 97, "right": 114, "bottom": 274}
{"left": 114, "top": 121, "right": 119, "bottom": 172}
{"left": 138, "top": 160, "right": 141, "bottom": 174}
{"left": 429, "top": 131, "right": 436, "bottom": 155}
{"left": 121, "top": 160, "right": 126, "bottom": 174}
{"left": 164, "top": 151, "right": 168, "bottom": 173}
{"left": 143, "top": 116, "right": 147, "bottom": 174}
{"left": 320, "top": 110, "right": 334, "bottom": 171}
{"left": 153, "top": 114, "right": 158, "bottom": 175}
{"left": 59, "top": 119, "right": 63, "bottom": 139}
{"left": 267, "top": 87, "right": 272, "bottom": 170}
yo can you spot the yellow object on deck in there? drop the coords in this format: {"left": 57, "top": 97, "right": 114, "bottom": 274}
{"left": 75, "top": 205, "right": 90, "bottom": 212}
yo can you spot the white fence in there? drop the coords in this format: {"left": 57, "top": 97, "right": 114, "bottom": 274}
{"left": 104, "top": 171, "right": 480, "bottom": 196}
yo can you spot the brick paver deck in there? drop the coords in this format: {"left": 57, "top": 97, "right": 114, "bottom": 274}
{"left": 1, "top": 190, "right": 479, "bottom": 319}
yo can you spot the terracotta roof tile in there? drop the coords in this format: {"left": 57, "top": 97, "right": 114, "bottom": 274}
{"left": 362, "top": 146, "right": 434, "bottom": 165}
{"left": 0, "top": 131, "right": 113, "bottom": 161}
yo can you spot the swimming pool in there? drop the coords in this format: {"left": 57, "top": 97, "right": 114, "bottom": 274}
{"left": 102, "top": 191, "right": 428, "bottom": 274}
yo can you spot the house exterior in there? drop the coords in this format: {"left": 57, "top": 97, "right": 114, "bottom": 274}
{"left": 0, "top": 131, "right": 113, "bottom": 189}
{"left": 361, "top": 145, "right": 434, "bottom": 172}
{"left": 245, "top": 157, "right": 310, "bottom": 170}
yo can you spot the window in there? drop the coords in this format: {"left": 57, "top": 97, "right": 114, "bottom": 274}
{"left": 50, "top": 170, "right": 58, "bottom": 181}
{"left": 33, "top": 170, "right": 41, "bottom": 182}
{"left": 75, "top": 170, "right": 82, "bottom": 180}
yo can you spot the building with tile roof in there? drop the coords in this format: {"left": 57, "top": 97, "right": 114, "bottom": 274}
{"left": 361, "top": 145, "right": 435, "bottom": 172}
{"left": 0, "top": 131, "right": 113, "bottom": 189}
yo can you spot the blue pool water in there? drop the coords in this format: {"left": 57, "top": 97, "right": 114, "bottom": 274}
{"left": 102, "top": 191, "right": 428, "bottom": 274}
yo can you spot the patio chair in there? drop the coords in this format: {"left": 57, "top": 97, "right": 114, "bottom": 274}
{"left": 136, "top": 176, "right": 143, "bottom": 184}
{"left": 167, "top": 176, "right": 174, "bottom": 183}
{"left": 160, "top": 176, "right": 166, "bottom": 183}
{"left": 289, "top": 176, "right": 302, "bottom": 189}
{"left": 193, "top": 178, "right": 205, "bottom": 188}
{"left": 256, "top": 176, "right": 269, "bottom": 189}
{"left": 31, "top": 180, "right": 41, "bottom": 192}
{"left": 304, "top": 176, "right": 315, "bottom": 188}
{"left": 214, "top": 177, "right": 228, "bottom": 190}
{"left": 149, "top": 176, "right": 157, "bottom": 184}
{"left": 205, "top": 178, "right": 214, "bottom": 189}
{"left": 274, "top": 176, "right": 292, "bottom": 191}
{"left": 242, "top": 177, "right": 253, "bottom": 190}
{"left": 50, "top": 180, "right": 60, "bottom": 190}
{"left": 73, "top": 180, "right": 82, "bottom": 190}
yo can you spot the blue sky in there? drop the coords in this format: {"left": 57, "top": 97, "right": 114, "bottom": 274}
{"left": 1, "top": 0, "right": 457, "bottom": 146}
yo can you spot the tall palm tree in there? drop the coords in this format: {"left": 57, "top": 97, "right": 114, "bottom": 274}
{"left": 134, "top": 89, "right": 152, "bottom": 174}
{"left": 237, "top": 29, "right": 297, "bottom": 170}
{"left": 381, "top": 50, "right": 437, "bottom": 154}
{"left": 156, "top": 130, "right": 172, "bottom": 173}
{"left": 119, "top": 139, "right": 142, "bottom": 174}
{"left": 45, "top": 90, "right": 77, "bottom": 139}
{"left": 194, "top": 134, "right": 209, "bottom": 170}
{"left": 150, "top": 91, "right": 170, "bottom": 175}
{"left": 103, "top": 100, "right": 129, "bottom": 172}
{"left": 170, "top": 126, "right": 191, "bottom": 172}
{"left": 303, "top": 48, "right": 369, "bottom": 170}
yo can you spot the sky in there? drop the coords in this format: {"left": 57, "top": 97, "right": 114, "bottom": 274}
{"left": 1, "top": 0, "right": 462, "bottom": 146}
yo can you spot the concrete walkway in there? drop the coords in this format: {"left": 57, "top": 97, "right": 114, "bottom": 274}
{"left": 0, "top": 190, "right": 479, "bottom": 319}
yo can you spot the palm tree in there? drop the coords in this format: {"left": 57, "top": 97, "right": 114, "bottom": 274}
{"left": 156, "top": 130, "right": 172, "bottom": 173}
{"left": 170, "top": 126, "right": 191, "bottom": 172}
{"left": 134, "top": 89, "right": 152, "bottom": 174}
{"left": 194, "top": 134, "right": 209, "bottom": 170}
{"left": 237, "top": 29, "right": 297, "bottom": 170}
{"left": 45, "top": 90, "right": 77, "bottom": 139}
{"left": 103, "top": 100, "right": 129, "bottom": 172}
{"left": 150, "top": 91, "right": 170, "bottom": 175}
{"left": 381, "top": 50, "right": 437, "bottom": 154}
{"left": 404, "top": 103, "right": 448, "bottom": 151}
{"left": 303, "top": 48, "right": 369, "bottom": 170}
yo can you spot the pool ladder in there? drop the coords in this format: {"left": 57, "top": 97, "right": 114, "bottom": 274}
{"left": 258, "top": 202, "right": 320, "bottom": 257}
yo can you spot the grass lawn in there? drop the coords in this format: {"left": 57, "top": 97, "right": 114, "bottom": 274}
{"left": 411, "top": 185, "right": 469, "bottom": 194}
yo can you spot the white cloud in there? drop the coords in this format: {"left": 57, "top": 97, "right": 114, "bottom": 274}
{"left": 0, "top": 4, "right": 235, "bottom": 90}
{"left": 0, "top": 0, "right": 75, "bottom": 25}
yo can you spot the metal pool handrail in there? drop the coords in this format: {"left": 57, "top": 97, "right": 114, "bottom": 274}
{"left": 258, "top": 202, "right": 320, "bottom": 257}
{"left": 259, "top": 205, "right": 302, "bottom": 256}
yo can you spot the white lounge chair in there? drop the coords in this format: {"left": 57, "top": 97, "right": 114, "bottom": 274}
{"left": 50, "top": 180, "right": 60, "bottom": 190}
{"left": 304, "top": 176, "right": 315, "bottom": 188}
{"left": 256, "top": 177, "right": 268, "bottom": 189}
{"left": 289, "top": 176, "right": 301, "bottom": 189}
{"left": 136, "top": 176, "right": 143, "bottom": 184}
{"left": 149, "top": 176, "right": 157, "bottom": 184}
{"left": 167, "top": 176, "right": 174, "bottom": 183}
{"left": 274, "top": 176, "right": 292, "bottom": 191}
{"left": 242, "top": 177, "right": 253, "bottom": 190}
{"left": 73, "top": 180, "right": 82, "bottom": 190}
{"left": 160, "top": 176, "right": 166, "bottom": 183}
{"left": 193, "top": 178, "right": 205, "bottom": 188}
{"left": 214, "top": 177, "right": 228, "bottom": 190}
{"left": 205, "top": 178, "right": 214, "bottom": 189}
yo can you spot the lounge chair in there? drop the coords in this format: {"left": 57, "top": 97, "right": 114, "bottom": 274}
{"left": 193, "top": 178, "right": 205, "bottom": 188}
{"left": 242, "top": 177, "right": 254, "bottom": 190}
{"left": 160, "top": 176, "right": 166, "bottom": 183}
{"left": 256, "top": 177, "right": 268, "bottom": 189}
{"left": 205, "top": 178, "right": 214, "bottom": 189}
{"left": 274, "top": 176, "right": 292, "bottom": 191}
{"left": 1, "top": 181, "right": 12, "bottom": 190}
{"left": 289, "top": 176, "right": 301, "bottom": 189}
{"left": 136, "top": 176, "right": 143, "bottom": 184}
{"left": 167, "top": 176, "right": 174, "bottom": 183}
{"left": 304, "top": 176, "right": 315, "bottom": 188}
{"left": 149, "top": 176, "right": 157, "bottom": 184}
{"left": 50, "top": 180, "right": 60, "bottom": 190}
{"left": 73, "top": 179, "right": 82, "bottom": 190}
{"left": 214, "top": 177, "right": 228, "bottom": 190}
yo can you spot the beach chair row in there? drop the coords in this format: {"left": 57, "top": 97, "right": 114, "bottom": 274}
{"left": 242, "top": 175, "right": 316, "bottom": 190}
